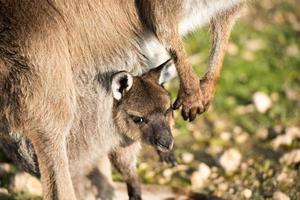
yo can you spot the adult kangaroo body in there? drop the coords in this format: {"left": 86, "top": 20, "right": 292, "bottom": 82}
{"left": 0, "top": 0, "right": 244, "bottom": 199}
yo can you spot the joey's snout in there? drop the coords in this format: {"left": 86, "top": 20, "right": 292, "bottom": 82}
{"left": 151, "top": 123, "right": 174, "bottom": 153}
{"left": 155, "top": 131, "right": 174, "bottom": 152}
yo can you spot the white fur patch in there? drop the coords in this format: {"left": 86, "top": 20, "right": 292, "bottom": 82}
{"left": 141, "top": 32, "right": 171, "bottom": 69}
{"left": 179, "top": 0, "right": 243, "bottom": 35}
{"left": 111, "top": 72, "right": 133, "bottom": 100}
{"left": 159, "top": 61, "right": 177, "bottom": 84}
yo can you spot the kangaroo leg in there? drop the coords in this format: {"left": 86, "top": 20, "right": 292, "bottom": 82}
{"left": 73, "top": 156, "right": 115, "bottom": 200}
{"left": 109, "top": 143, "right": 141, "bottom": 200}
{"left": 200, "top": 4, "right": 244, "bottom": 111}
{"left": 3, "top": 51, "right": 77, "bottom": 199}
{"left": 30, "top": 131, "right": 76, "bottom": 200}
{"left": 136, "top": 1, "right": 207, "bottom": 121}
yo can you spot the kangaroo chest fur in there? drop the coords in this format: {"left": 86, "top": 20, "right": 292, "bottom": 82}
{"left": 0, "top": 0, "right": 242, "bottom": 178}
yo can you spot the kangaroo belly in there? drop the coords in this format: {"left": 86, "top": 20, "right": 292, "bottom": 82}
{"left": 179, "top": 0, "right": 243, "bottom": 35}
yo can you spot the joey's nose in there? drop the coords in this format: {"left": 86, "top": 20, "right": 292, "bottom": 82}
{"left": 155, "top": 132, "right": 174, "bottom": 152}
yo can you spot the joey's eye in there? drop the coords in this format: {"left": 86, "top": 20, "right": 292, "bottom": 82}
{"left": 132, "top": 116, "right": 145, "bottom": 124}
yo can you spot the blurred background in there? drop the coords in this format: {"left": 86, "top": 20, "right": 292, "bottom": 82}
{"left": 1, "top": 0, "right": 300, "bottom": 199}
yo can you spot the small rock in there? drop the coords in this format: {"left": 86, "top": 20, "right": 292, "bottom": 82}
{"left": 173, "top": 164, "right": 188, "bottom": 171}
{"left": 229, "top": 188, "right": 235, "bottom": 194}
{"left": 272, "top": 134, "right": 293, "bottom": 149}
{"left": 0, "top": 187, "right": 9, "bottom": 195}
{"left": 256, "top": 128, "right": 269, "bottom": 140}
{"left": 235, "top": 132, "right": 249, "bottom": 144}
{"left": 286, "top": 88, "right": 300, "bottom": 101}
{"left": 276, "top": 169, "right": 293, "bottom": 184}
{"left": 219, "top": 148, "right": 242, "bottom": 173}
{"left": 144, "top": 171, "right": 155, "bottom": 179}
{"left": 280, "top": 149, "right": 300, "bottom": 165}
{"left": 0, "top": 163, "right": 11, "bottom": 176}
{"left": 243, "top": 188, "right": 252, "bottom": 199}
{"left": 273, "top": 191, "right": 290, "bottom": 200}
{"left": 286, "top": 44, "right": 300, "bottom": 58}
{"left": 158, "top": 177, "right": 167, "bottom": 185}
{"left": 272, "top": 127, "right": 300, "bottom": 149}
{"left": 214, "top": 120, "right": 227, "bottom": 131}
{"left": 191, "top": 163, "right": 211, "bottom": 189}
{"left": 138, "top": 162, "right": 149, "bottom": 170}
{"left": 273, "top": 125, "right": 284, "bottom": 135}
{"left": 233, "top": 126, "right": 243, "bottom": 135}
{"left": 253, "top": 92, "right": 272, "bottom": 113}
{"left": 286, "top": 127, "right": 300, "bottom": 138}
{"left": 220, "top": 131, "right": 231, "bottom": 141}
{"left": 9, "top": 172, "right": 42, "bottom": 196}
{"left": 181, "top": 152, "right": 194, "bottom": 164}
{"left": 218, "top": 183, "right": 228, "bottom": 191}
{"left": 162, "top": 169, "right": 173, "bottom": 179}
{"left": 235, "top": 105, "right": 254, "bottom": 114}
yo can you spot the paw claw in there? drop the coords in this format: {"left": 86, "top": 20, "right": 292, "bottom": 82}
{"left": 158, "top": 151, "right": 177, "bottom": 167}
{"left": 181, "top": 107, "right": 190, "bottom": 121}
{"left": 173, "top": 97, "right": 182, "bottom": 110}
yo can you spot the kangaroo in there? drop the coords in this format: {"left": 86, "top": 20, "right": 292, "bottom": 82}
{"left": 109, "top": 60, "right": 175, "bottom": 200}
{"left": 0, "top": 59, "right": 176, "bottom": 200}
{"left": 0, "top": 1, "right": 245, "bottom": 200}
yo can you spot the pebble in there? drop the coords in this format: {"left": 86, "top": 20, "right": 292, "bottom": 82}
{"left": 256, "top": 128, "right": 269, "bottom": 140}
{"left": 220, "top": 131, "right": 232, "bottom": 141}
{"left": 253, "top": 92, "right": 272, "bottom": 113}
{"left": 0, "top": 188, "right": 8, "bottom": 196}
{"left": 138, "top": 162, "right": 149, "bottom": 170}
{"left": 214, "top": 120, "right": 227, "bottom": 131}
{"left": 0, "top": 163, "right": 11, "bottom": 176}
{"left": 280, "top": 149, "right": 300, "bottom": 165}
{"left": 286, "top": 44, "right": 300, "bottom": 57}
{"left": 181, "top": 152, "right": 194, "bottom": 164}
{"left": 229, "top": 188, "right": 235, "bottom": 194}
{"left": 235, "top": 132, "right": 249, "bottom": 144}
{"left": 243, "top": 188, "right": 252, "bottom": 198}
{"left": 219, "top": 148, "right": 242, "bottom": 173}
{"left": 9, "top": 172, "right": 42, "bottom": 196}
{"left": 162, "top": 169, "right": 173, "bottom": 179}
{"left": 286, "top": 126, "right": 300, "bottom": 138}
{"left": 272, "top": 134, "right": 293, "bottom": 149}
{"left": 273, "top": 191, "right": 290, "bottom": 200}
{"left": 276, "top": 170, "right": 291, "bottom": 183}
{"left": 190, "top": 163, "right": 211, "bottom": 189}
{"left": 218, "top": 183, "right": 228, "bottom": 191}
{"left": 233, "top": 126, "right": 243, "bottom": 135}
{"left": 272, "top": 127, "right": 300, "bottom": 149}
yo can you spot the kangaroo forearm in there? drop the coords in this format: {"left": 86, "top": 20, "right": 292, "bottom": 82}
{"left": 169, "top": 35, "right": 199, "bottom": 88}
{"left": 205, "top": 3, "right": 244, "bottom": 83}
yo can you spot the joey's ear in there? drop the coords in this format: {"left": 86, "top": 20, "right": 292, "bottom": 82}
{"left": 111, "top": 71, "right": 133, "bottom": 100}
{"left": 144, "top": 59, "right": 177, "bottom": 85}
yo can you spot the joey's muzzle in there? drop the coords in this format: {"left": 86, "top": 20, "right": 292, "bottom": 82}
{"left": 153, "top": 127, "right": 174, "bottom": 152}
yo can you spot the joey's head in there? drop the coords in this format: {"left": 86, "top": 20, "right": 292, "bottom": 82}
{"left": 111, "top": 60, "right": 176, "bottom": 152}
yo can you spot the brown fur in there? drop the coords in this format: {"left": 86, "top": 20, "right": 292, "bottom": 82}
{"left": 0, "top": 1, "right": 245, "bottom": 199}
{"left": 136, "top": 0, "right": 245, "bottom": 121}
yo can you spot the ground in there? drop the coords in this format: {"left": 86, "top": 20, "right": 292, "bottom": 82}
{"left": 0, "top": 0, "right": 300, "bottom": 199}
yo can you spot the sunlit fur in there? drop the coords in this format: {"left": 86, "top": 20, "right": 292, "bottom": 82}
{"left": 0, "top": 1, "right": 245, "bottom": 199}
